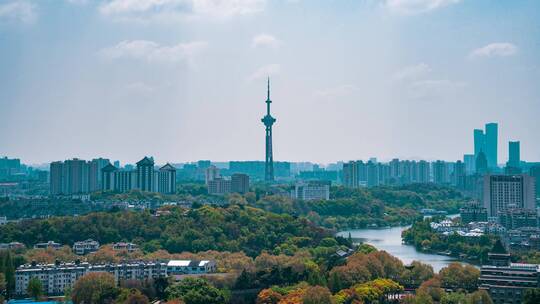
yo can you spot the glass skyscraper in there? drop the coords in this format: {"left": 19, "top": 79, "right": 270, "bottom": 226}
{"left": 485, "top": 122, "right": 498, "bottom": 168}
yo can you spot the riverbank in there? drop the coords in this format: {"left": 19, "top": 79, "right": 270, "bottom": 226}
{"left": 337, "top": 226, "right": 471, "bottom": 272}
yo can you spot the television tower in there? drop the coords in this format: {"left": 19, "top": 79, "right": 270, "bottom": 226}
{"left": 261, "top": 78, "right": 276, "bottom": 182}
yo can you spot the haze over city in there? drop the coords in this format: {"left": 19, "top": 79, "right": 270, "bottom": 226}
{"left": 1, "top": 0, "right": 540, "bottom": 165}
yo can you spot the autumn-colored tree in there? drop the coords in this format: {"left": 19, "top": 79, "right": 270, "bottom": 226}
{"left": 24, "top": 246, "right": 78, "bottom": 264}
{"left": 277, "top": 288, "right": 306, "bottom": 304}
{"left": 417, "top": 277, "right": 445, "bottom": 302}
{"left": 71, "top": 272, "right": 119, "bottom": 304}
{"left": 256, "top": 288, "right": 283, "bottom": 304}
{"left": 439, "top": 263, "right": 479, "bottom": 292}
{"left": 302, "top": 286, "right": 332, "bottom": 304}
{"left": 116, "top": 288, "right": 150, "bottom": 304}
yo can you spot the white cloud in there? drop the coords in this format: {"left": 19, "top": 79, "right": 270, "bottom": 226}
{"left": 66, "top": 0, "right": 89, "bottom": 5}
{"left": 393, "top": 63, "right": 432, "bottom": 81}
{"left": 99, "top": 40, "right": 208, "bottom": 64}
{"left": 315, "top": 85, "right": 359, "bottom": 99}
{"left": 469, "top": 43, "right": 518, "bottom": 59}
{"left": 0, "top": 1, "right": 36, "bottom": 24}
{"left": 409, "top": 79, "right": 466, "bottom": 100}
{"left": 249, "top": 64, "right": 280, "bottom": 81}
{"left": 99, "top": 0, "right": 265, "bottom": 22}
{"left": 385, "top": 0, "right": 461, "bottom": 15}
{"left": 252, "top": 34, "right": 280, "bottom": 49}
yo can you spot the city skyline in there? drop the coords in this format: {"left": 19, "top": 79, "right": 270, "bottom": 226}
{"left": 1, "top": 0, "right": 540, "bottom": 164}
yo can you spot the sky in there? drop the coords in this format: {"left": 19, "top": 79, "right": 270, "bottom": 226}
{"left": 1, "top": 0, "right": 539, "bottom": 166}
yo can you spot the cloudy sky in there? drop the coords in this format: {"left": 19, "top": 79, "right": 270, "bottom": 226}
{"left": 1, "top": 0, "right": 539, "bottom": 165}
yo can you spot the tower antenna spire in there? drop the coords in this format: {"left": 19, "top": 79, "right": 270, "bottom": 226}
{"left": 267, "top": 77, "right": 270, "bottom": 101}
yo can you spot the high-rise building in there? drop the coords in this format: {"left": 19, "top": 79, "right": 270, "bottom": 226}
{"left": 453, "top": 160, "right": 466, "bottom": 189}
{"left": 476, "top": 151, "right": 488, "bottom": 175}
{"left": 474, "top": 129, "right": 486, "bottom": 160}
{"left": 88, "top": 158, "right": 110, "bottom": 192}
{"left": 485, "top": 123, "right": 498, "bottom": 168}
{"left": 231, "top": 173, "right": 250, "bottom": 194}
{"left": 432, "top": 160, "right": 449, "bottom": 184}
{"left": 389, "top": 158, "right": 400, "bottom": 183}
{"left": 530, "top": 166, "right": 540, "bottom": 198}
{"left": 508, "top": 141, "right": 520, "bottom": 168}
{"left": 50, "top": 161, "right": 64, "bottom": 195}
{"left": 0, "top": 157, "right": 21, "bottom": 180}
{"left": 158, "top": 164, "right": 176, "bottom": 194}
{"left": 63, "top": 159, "right": 89, "bottom": 194}
{"left": 483, "top": 174, "right": 536, "bottom": 217}
{"left": 417, "top": 160, "right": 430, "bottom": 183}
{"left": 261, "top": 78, "right": 276, "bottom": 182}
{"left": 101, "top": 163, "right": 117, "bottom": 191}
{"left": 205, "top": 165, "right": 220, "bottom": 185}
{"left": 342, "top": 161, "right": 359, "bottom": 188}
{"left": 463, "top": 154, "right": 475, "bottom": 174}
{"left": 136, "top": 157, "right": 155, "bottom": 192}
{"left": 366, "top": 161, "right": 379, "bottom": 187}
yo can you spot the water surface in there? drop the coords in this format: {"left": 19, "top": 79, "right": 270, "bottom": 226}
{"left": 337, "top": 226, "right": 462, "bottom": 273}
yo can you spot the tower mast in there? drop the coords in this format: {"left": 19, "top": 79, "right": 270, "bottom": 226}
{"left": 261, "top": 77, "right": 276, "bottom": 182}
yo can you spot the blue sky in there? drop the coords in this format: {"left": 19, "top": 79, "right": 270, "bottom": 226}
{"left": 1, "top": 0, "right": 539, "bottom": 165}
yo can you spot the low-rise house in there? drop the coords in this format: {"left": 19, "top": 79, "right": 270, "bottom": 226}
{"left": 72, "top": 239, "right": 100, "bottom": 255}
{"left": 166, "top": 260, "right": 217, "bottom": 276}
{"left": 0, "top": 242, "right": 25, "bottom": 250}
{"left": 112, "top": 242, "right": 139, "bottom": 252}
{"left": 34, "top": 241, "right": 62, "bottom": 250}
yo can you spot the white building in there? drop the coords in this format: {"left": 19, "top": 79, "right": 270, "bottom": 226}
{"left": 166, "top": 260, "right": 217, "bottom": 275}
{"left": 72, "top": 239, "right": 100, "bottom": 255}
{"left": 16, "top": 259, "right": 217, "bottom": 296}
{"left": 291, "top": 181, "right": 330, "bottom": 201}
{"left": 34, "top": 241, "right": 62, "bottom": 250}
{"left": 15, "top": 260, "right": 167, "bottom": 296}
{"left": 112, "top": 242, "right": 139, "bottom": 252}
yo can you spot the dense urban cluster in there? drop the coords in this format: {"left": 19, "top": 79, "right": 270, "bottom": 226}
{"left": 0, "top": 119, "right": 539, "bottom": 304}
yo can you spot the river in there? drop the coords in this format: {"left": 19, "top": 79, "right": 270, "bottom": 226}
{"left": 337, "top": 226, "right": 463, "bottom": 273}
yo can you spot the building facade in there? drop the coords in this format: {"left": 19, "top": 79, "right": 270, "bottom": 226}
{"left": 292, "top": 181, "right": 330, "bottom": 201}
{"left": 231, "top": 173, "right": 250, "bottom": 194}
{"left": 16, "top": 259, "right": 217, "bottom": 296}
{"left": 483, "top": 174, "right": 536, "bottom": 217}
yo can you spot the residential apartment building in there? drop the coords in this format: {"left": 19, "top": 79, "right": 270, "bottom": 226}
{"left": 483, "top": 174, "right": 536, "bottom": 217}
{"left": 291, "top": 181, "right": 330, "bottom": 201}
{"left": 15, "top": 259, "right": 216, "bottom": 296}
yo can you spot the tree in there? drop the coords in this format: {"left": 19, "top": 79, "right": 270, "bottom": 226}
{"left": 71, "top": 272, "right": 119, "bottom": 304}
{"left": 27, "top": 277, "right": 43, "bottom": 300}
{"left": 524, "top": 288, "right": 540, "bottom": 304}
{"left": 165, "top": 277, "right": 229, "bottom": 304}
{"left": 302, "top": 286, "right": 332, "bottom": 304}
{"left": 256, "top": 288, "right": 282, "bottom": 304}
{"left": 439, "top": 263, "right": 479, "bottom": 292}
{"left": 115, "top": 289, "right": 149, "bottom": 304}
{"left": 466, "top": 290, "right": 493, "bottom": 304}
{"left": 0, "top": 273, "right": 6, "bottom": 296}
